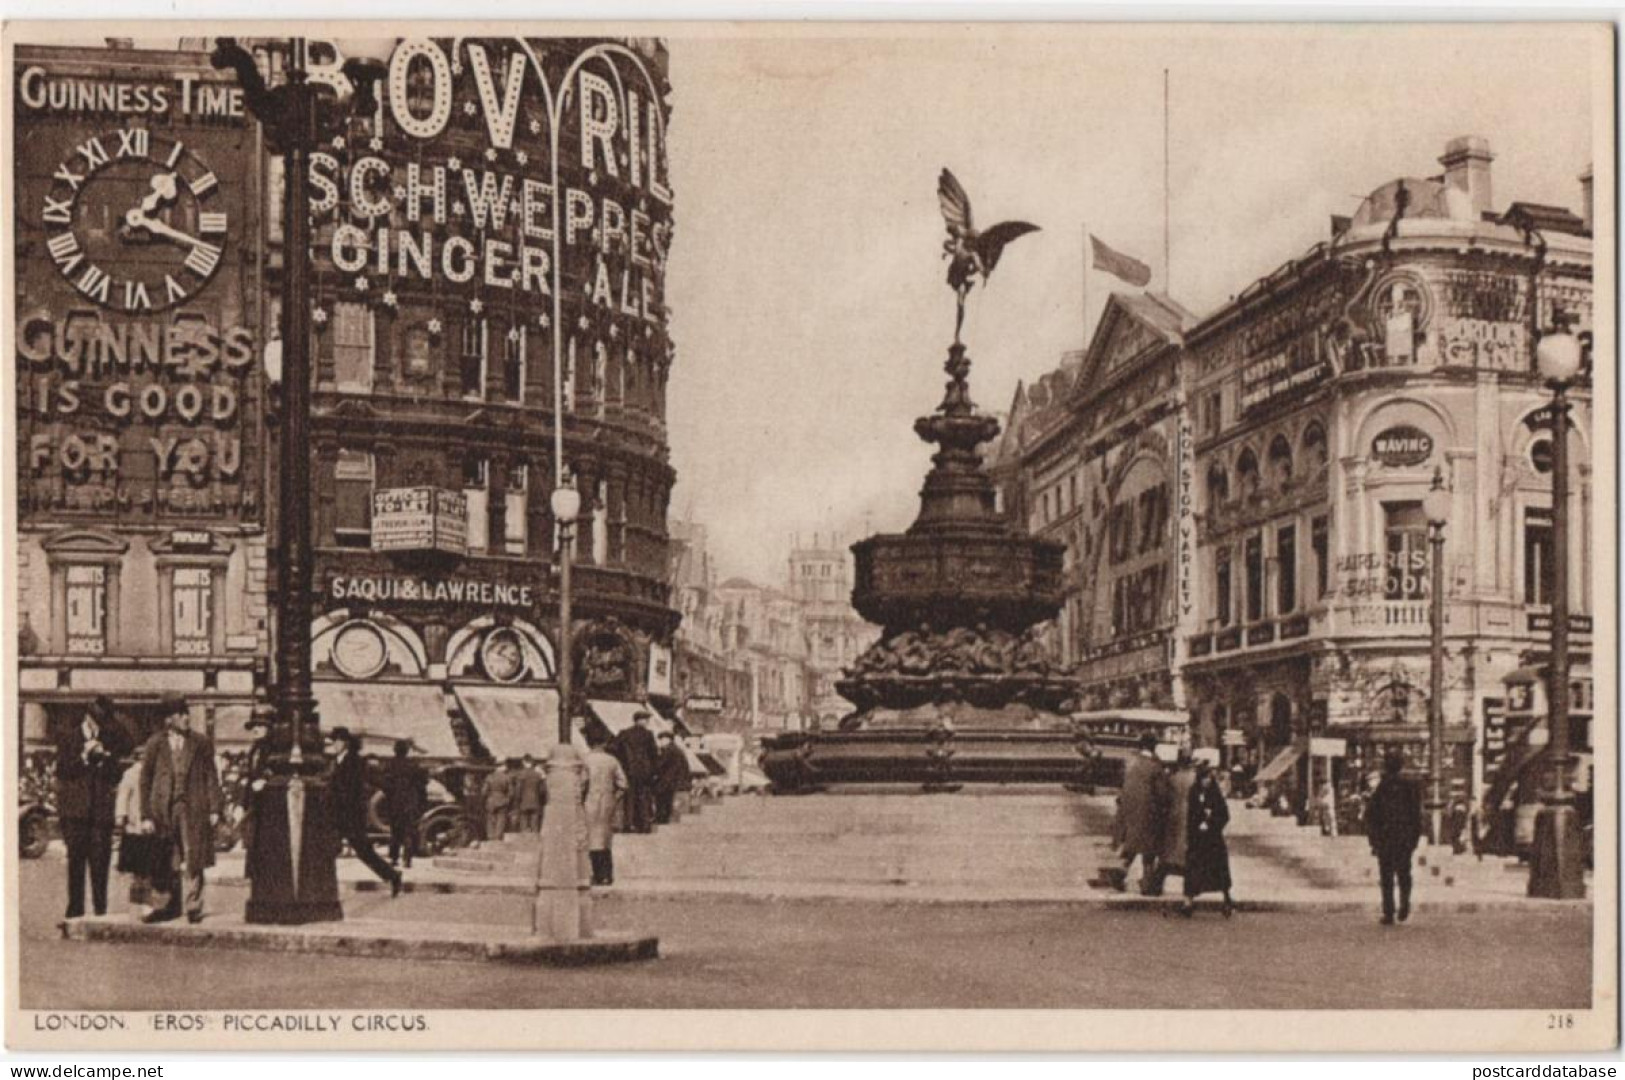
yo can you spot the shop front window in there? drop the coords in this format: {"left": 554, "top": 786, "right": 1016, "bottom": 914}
{"left": 1383, "top": 501, "right": 1428, "bottom": 600}
{"left": 172, "top": 567, "right": 213, "bottom": 656}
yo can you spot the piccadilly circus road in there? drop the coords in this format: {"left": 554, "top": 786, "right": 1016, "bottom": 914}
{"left": 17, "top": 857, "right": 1591, "bottom": 1011}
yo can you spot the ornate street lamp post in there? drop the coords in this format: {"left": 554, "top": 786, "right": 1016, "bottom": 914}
{"left": 211, "top": 36, "right": 391, "bottom": 924}
{"left": 1529, "top": 328, "right": 1586, "bottom": 900}
{"left": 1422, "top": 469, "right": 1451, "bottom": 845}
{"left": 534, "top": 482, "right": 592, "bottom": 940}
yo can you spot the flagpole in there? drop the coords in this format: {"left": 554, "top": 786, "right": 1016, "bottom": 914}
{"left": 1163, "top": 67, "right": 1171, "bottom": 295}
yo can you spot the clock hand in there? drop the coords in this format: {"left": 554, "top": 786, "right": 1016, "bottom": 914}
{"left": 123, "top": 207, "right": 209, "bottom": 250}
{"left": 137, "top": 172, "right": 180, "bottom": 216}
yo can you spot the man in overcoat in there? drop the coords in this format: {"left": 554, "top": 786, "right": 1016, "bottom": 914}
{"left": 1366, "top": 751, "right": 1424, "bottom": 924}
{"left": 515, "top": 755, "right": 546, "bottom": 833}
{"left": 381, "top": 739, "right": 428, "bottom": 868}
{"left": 652, "top": 732, "right": 692, "bottom": 826}
{"left": 1156, "top": 746, "right": 1199, "bottom": 891}
{"left": 139, "top": 694, "right": 222, "bottom": 923}
{"left": 613, "top": 710, "right": 660, "bottom": 834}
{"left": 56, "top": 695, "right": 129, "bottom": 918}
{"left": 1114, "top": 733, "right": 1169, "bottom": 895}
{"left": 326, "top": 728, "right": 402, "bottom": 895}
{"left": 483, "top": 760, "right": 515, "bottom": 842}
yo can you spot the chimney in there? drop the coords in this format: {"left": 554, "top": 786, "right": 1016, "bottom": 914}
{"left": 1438, "top": 136, "right": 1495, "bottom": 219}
{"left": 1580, "top": 164, "right": 1594, "bottom": 234}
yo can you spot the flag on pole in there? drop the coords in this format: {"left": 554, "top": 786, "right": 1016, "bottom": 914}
{"left": 1090, "top": 234, "right": 1152, "bottom": 288}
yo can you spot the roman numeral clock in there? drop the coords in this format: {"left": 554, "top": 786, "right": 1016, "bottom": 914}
{"left": 42, "top": 125, "right": 228, "bottom": 312}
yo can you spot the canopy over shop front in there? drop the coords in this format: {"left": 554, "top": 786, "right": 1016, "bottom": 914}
{"left": 1254, "top": 743, "right": 1304, "bottom": 785}
{"left": 589, "top": 699, "right": 673, "bottom": 736}
{"left": 454, "top": 685, "right": 562, "bottom": 761}
{"left": 312, "top": 681, "right": 462, "bottom": 759}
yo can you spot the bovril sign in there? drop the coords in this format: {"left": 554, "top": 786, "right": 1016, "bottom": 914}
{"left": 1370, "top": 425, "right": 1433, "bottom": 467}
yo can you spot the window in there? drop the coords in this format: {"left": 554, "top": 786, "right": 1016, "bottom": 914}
{"left": 1237, "top": 449, "right": 1260, "bottom": 497}
{"left": 1202, "top": 391, "right": 1222, "bottom": 437}
{"left": 563, "top": 338, "right": 577, "bottom": 411}
{"left": 1206, "top": 465, "right": 1229, "bottom": 510}
{"left": 504, "top": 463, "right": 528, "bottom": 555}
{"left": 333, "top": 449, "right": 374, "bottom": 546}
{"left": 1215, "top": 547, "right": 1232, "bottom": 627}
{"left": 1276, "top": 524, "right": 1297, "bottom": 615}
{"left": 1524, "top": 507, "right": 1554, "bottom": 605}
{"left": 464, "top": 457, "right": 490, "bottom": 554}
{"left": 1383, "top": 501, "right": 1428, "bottom": 600}
{"left": 65, "top": 565, "right": 107, "bottom": 655}
{"left": 332, "top": 302, "right": 374, "bottom": 393}
{"left": 1311, "top": 515, "right": 1329, "bottom": 599}
{"left": 1244, "top": 534, "right": 1263, "bottom": 621}
{"left": 1302, "top": 423, "right": 1328, "bottom": 471}
{"left": 172, "top": 567, "right": 213, "bottom": 656}
{"left": 403, "top": 324, "right": 433, "bottom": 376}
{"left": 1041, "top": 491, "right": 1051, "bottom": 525}
{"left": 502, "top": 326, "right": 526, "bottom": 402}
{"left": 460, "top": 320, "right": 486, "bottom": 398}
{"left": 593, "top": 480, "right": 609, "bottom": 564}
{"left": 1268, "top": 435, "right": 1293, "bottom": 486}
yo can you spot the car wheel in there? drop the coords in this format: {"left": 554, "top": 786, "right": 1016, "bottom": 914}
{"left": 19, "top": 811, "right": 50, "bottom": 860}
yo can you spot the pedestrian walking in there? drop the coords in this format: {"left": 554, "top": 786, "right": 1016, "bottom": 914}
{"left": 652, "top": 732, "right": 692, "bottom": 826}
{"left": 1156, "top": 747, "right": 1199, "bottom": 891}
{"left": 1114, "top": 733, "right": 1168, "bottom": 895}
{"left": 1175, "top": 761, "right": 1235, "bottom": 917}
{"left": 516, "top": 755, "right": 546, "bottom": 833}
{"left": 1366, "top": 751, "right": 1423, "bottom": 925}
{"left": 237, "top": 710, "right": 274, "bottom": 881}
{"left": 381, "top": 739, "right": 428, "bottom": 869}
{"left": 113, "top": 754, "right": 152, "bottom": 919}
{"left": 325, "top": 728, "right": 403, "bottom": 896}
{"left": 484, "top": 760, "right": 515, "bottom": 842}
{"left": 583, "top": 732, "right": 629, "bottom": 886}
{"left": 612, "top": 710, "right": 659, "bottom": 834}
{"left": 56, "top": 695, "right": 129, "bottom": 919}
{"left": 138, "top": 694, "right": 222, "bottom": 924}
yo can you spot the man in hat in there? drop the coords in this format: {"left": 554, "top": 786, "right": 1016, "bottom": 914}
{"left": 483, "top": 758, "right": 515, "bottom": 842}
{"left": 56, "top": 695, "right": 129, "bottom": 918}
{"left": 381, "top": 739, "right": 428, "bottom": 868}
{"left": 1366, "top": 750, "right": 1423, "bottom": 925}
{"left": 515, "top": 754, "right": 546, "bottom": 833}
{"left": 325, "top": 727, "right": 402, "bottom": 895}
{"left": 652, "top": 731, "right": 692, "bottom": 826}
{"left": 612, "top": 709, "right": 660, "bottom": 834}
{"left": 139, "top": 694, "right": 221, "bottom": 923}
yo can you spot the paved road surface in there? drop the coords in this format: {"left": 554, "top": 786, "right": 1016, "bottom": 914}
{"left": 18, "top": 859, "right": 1590, "bottom": 1011}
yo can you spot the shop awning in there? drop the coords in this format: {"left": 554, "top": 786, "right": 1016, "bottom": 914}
{"left": 1254, "top": 744, "right": 1304, "bottom": 785}
{"left": 589, "top": 699, "right": 673, "bottom": 736}
{"left": 454, "top": 685, "right": 561, "bottom": 761}
{"left": 312, "top": 681, "right": 461, "bottom": 759}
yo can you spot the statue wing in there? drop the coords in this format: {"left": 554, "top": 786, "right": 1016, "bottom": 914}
{"left": 976, "top": 221, "right": 1041, "bottom": 275}
{"left": 938, "top": 168, "right": 975, "bottom": 238}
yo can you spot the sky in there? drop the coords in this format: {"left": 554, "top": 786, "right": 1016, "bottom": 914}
{"left": 660, "top": 23, "right": 1603, "bottom": 585}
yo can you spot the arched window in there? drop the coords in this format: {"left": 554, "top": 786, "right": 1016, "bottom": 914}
{"left": 1236, "top": 448, "right": 1261, "bottom": 496}
{"left": 1301, "top": 422, "right": 1329, "bottom": 470}
{"left": 1268, "top": 435, "right": 1294, "bottom": 485}
{"left": 1206, "top": 464, "right": 1229, "bottom": 509}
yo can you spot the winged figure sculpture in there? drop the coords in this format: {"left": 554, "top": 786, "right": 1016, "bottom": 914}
{"left": 938, "top": 168, "right": 1040, "bottom": 343}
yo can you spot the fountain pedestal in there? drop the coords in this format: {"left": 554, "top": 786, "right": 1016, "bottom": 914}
{"left": 761, "top": 344, "right": 1096, "bottom": 791}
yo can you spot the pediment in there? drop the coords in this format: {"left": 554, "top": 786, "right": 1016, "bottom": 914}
{"left": 1076, "top": 292, "right": 1191, "bottom": 398}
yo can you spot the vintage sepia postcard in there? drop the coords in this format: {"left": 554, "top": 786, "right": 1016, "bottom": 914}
{"left": 2, "top": 16, "right": 1616, "bottom": 1053}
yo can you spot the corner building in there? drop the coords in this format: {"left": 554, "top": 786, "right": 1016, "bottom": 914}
{"left": 1182, "top": 137, "right": 1594, "bottom": 800}
{"left": 269, "top": 38, "right": 680, "bottom": 759}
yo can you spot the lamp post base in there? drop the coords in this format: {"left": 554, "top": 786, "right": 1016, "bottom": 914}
{"left": 533, "top": 743, "right": 593, "bottom": 942}
{"left": 244, "top": 776, "right": 345, "bottom": 925}
{"left": 1528, "top": 803, "right": 1586, "bottom": 900}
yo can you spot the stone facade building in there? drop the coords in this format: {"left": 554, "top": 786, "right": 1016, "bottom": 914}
{"left": 1003, "top": 135, "right": 1595, "bottom": 805}
{"left": 787, "top": 534, "right": 881, "bottom": 726}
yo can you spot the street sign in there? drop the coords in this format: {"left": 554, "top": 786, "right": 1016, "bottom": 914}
{"left": 685, "top": 695, "right": 724, "bottom": 712}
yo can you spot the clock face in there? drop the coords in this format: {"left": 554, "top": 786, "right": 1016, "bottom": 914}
{"left": 481, "top": 628, "right": 527, "bottom": 683}
{"left": 332, "top": 622, "right": 388, "bottom": 679}
{"left": 42, "top": 125, "right": 229, "bottom": 313}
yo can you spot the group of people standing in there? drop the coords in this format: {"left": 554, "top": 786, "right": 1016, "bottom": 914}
{"left": 578, "top": 710, "right": 693, "bottom": 886}
{"left": 479, "top": 756, "right": 548, "bottom": 843}
{"left": 58, "top": 694, "right": 223, "bottom": 925}
{"left": 1114, "top": 734, "right": 1235, "bottom": 918}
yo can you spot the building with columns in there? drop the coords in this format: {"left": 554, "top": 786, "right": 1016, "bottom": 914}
{"left": 1003, "top": 135, "right": 1594, "bottom": 807}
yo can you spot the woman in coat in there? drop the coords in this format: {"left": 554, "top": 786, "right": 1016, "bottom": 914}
{"left": 1176, "top": 761, "right": 1235, "bottom": 918}
{"left": 583, "top": 733, "right": 629, "bottom": 886}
